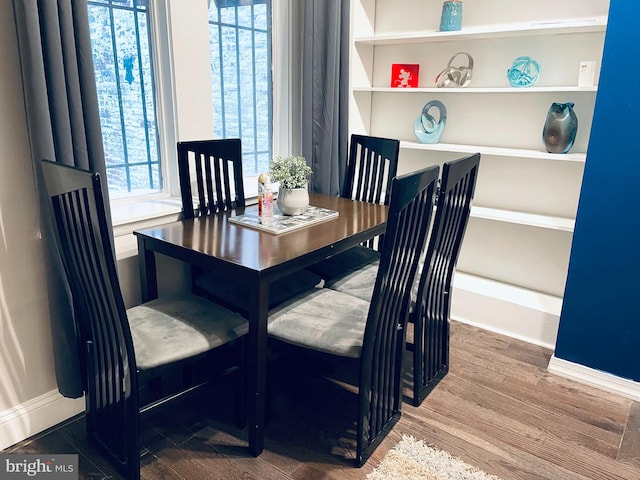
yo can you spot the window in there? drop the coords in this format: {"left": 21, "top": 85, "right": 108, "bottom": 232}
{"left": 87, "top": 0, "right": 290, "bottom": 209}
{"left": 208, "top": 0, "right": 272, "bottom": 179}
{"left": 88, "top": 0, "right": 161, "bottom": 198}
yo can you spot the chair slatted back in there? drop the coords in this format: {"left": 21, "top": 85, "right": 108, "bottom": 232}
{"left": 412, "top": 153, "right": 480, "bottom": 406}
{"left": 177, "top": 139, "right": 245, "bottom": 219}
{"left": 342, "top": 134, "right": 400, "bottom": 250}
{"left": 41, "top": 160, "right": 138, "bottom": 470}
{"left": 357, "top": 164, "right": 440, "bottom": 465}
{"left": 343, "top": 134, "right": 400, "bottom": 206}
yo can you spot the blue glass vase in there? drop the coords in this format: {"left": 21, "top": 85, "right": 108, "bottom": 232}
{"left": 439, "top": 1, "right": 463, "bottom": 32}
{"left": 543, "top": 102, "right": 578, "bottom": 154}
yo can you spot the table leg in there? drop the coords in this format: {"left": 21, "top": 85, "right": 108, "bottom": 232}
{"left": 137, "top": 237, "right": 158, "bottom": 301}
{"left": 246, "top": 275, "right": 269, "bottom": 456}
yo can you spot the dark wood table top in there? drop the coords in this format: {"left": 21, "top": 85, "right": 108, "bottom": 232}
{"left": 134, "top": 193, "right": 388, "bottom": 276}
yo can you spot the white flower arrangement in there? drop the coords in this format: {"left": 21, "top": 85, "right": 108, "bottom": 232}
{"left": 269, "top": 155, "right": 313, "bottom": 189}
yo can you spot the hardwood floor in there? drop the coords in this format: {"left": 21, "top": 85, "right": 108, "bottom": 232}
{"left": 7, "top": 321, "right": 640, "bottom": 479}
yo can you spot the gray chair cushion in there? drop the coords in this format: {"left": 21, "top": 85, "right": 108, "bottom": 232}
{"left": 326, "top": 259, "right": 421, "bottom": 312}
{"left": 324, "top": 260, "right": 379, "bottom": 302}
{"left": 127, "top": 293, "right": 249, "bottom": 370}
{"left": 268, "top": 288, "right": 370, "bottom": 359}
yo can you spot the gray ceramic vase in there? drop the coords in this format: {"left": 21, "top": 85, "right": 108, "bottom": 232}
{"left": 543, "top": 102, "right": 578, "bottom": 154}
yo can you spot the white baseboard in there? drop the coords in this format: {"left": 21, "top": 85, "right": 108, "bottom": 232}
{"left": 548, "top": 356, "right": 640, "bottom": 401}
{"left": 0, "top": 390, "right": 84, "bottom": 451}
{"left": 452, "top": 272, "right": 561, "bottom": 349}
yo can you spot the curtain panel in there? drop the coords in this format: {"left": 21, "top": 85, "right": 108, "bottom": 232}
{"left": 301, "top": 0, "right": 350, "bottom": 196}
{"left": 13, "top": 0, "right": 110, "bottom": 398}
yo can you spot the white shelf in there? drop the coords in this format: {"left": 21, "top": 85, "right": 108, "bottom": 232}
{"left": 399, "top": 141, "right": 587, "bottom": 162}
{"left": 453, "top": 272, "right": 562, "bottom": 316}
{"left": 471, "top": 206, "right": 575, "bottom": 232}
{"left": 354, "top": 17, "right": 607, "bottom": 45}
{"left": 353, "top": 86, "right": 598, "bottom": 93}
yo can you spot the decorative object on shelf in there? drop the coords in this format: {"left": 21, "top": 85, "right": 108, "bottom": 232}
{"left": 542, "top": 102, "right": 578, "bottom": 154}
{"left": 578, "top": 60, "right": 597, "bottom": 87}
{"left": 414, "top": 100, "right": 447, "bottom": 144}
{"left": 439, "top": 0, "right": 463, "bottom": 32}
{"left": 391, "top": 63, "right": 420, "bottom": 88}
{"left": 435, "top": 52, "right": 473, "bottom": 88}
{"left": 507, "top": 56, "right": 541, "bottom": 87}
{"left": 269, "top": 155, "right": 313, "bottom": 215}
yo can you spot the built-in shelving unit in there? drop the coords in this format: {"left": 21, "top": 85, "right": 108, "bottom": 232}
{"left": 349, "top": 0, "right": 610, "bottom": 347}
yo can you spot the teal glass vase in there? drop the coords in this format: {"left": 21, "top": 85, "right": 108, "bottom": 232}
{"left": 440, "top": 1, "right": 463, "bottom": 32}
{"left": 507, "top": 56, "right": 541, "bottom": 87}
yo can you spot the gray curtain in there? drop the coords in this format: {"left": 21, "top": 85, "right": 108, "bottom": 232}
{"left": 13, "top": 0, "right": 109, "bottom": 398}
{"left": 301, "top": 0, "right": 350, "bottom": 196}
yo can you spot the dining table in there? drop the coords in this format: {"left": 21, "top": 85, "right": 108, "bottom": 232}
{"left": 133, "top": 193, "right": 388, "bottom": 457}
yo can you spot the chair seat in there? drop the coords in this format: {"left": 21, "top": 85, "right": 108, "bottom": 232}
{"left": 195, "top": 269, "right": 323, "bottom": 314}
{"left": 268, "top": 288, "right": 370, "bottom": 359}
{"left": 326, "top": 259, "right": 421, "bottom": 313}
{"left": 305, "top": 245, "right": 381, "bottom": 281}
{"left": 324, "top": 260, "right": 379, "bottom": 302}
{"left": 127, "top": 293, "right": 249, "bottom": 370}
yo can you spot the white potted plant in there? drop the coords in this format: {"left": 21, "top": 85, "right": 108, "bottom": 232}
{"left": 269, "top": 155, "right": 313, "bottom": 215}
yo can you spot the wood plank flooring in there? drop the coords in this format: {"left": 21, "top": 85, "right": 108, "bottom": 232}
{"left": 6, "top": 321, "right": 640, "bottom": 479}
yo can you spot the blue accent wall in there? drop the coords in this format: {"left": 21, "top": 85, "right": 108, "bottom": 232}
{"left": 555, "top": 2, "right": 640, "bottom": 381}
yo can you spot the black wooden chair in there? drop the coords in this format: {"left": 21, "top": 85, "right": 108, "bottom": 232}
{"left": 410, "top": 153, "right": 480, "bottom": 405}
{"left": 41, "top": 160, "right": 249, "bottom": 480}
{"left": 325, "top": 153, "right": 481, "bottom": 406}
{"left": 267, "top": 164, "right": 440, "bottom": 466}
{"left": 177, "top": 139, "right": 322, "bottom": 314}
{"left": 178, "top": 138, "right": 246, "bottom": 218}
{"left": 305, "top": 134, "right": 400, "bottom": 280}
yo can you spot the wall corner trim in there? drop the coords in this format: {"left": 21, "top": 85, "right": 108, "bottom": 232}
{"left": 0, "top": 390, "right": 85, "bottom": 451}
{"left": 548, "top": 356, "right": 640, "bottom": 402}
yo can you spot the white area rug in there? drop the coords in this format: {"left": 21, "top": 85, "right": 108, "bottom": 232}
{"left": 368, "top": 435, "right": 502, "bottom": 480}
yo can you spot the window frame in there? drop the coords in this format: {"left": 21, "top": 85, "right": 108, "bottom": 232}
{"left": 109, "top": 0, "right": 297, "bottom": 237}
{"left": 104, "top": 0, "right": 177, "bottom": 210}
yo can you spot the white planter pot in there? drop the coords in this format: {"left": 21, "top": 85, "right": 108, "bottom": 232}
{"left": 277, "top": 188, "right": 309, "bottom": 215}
